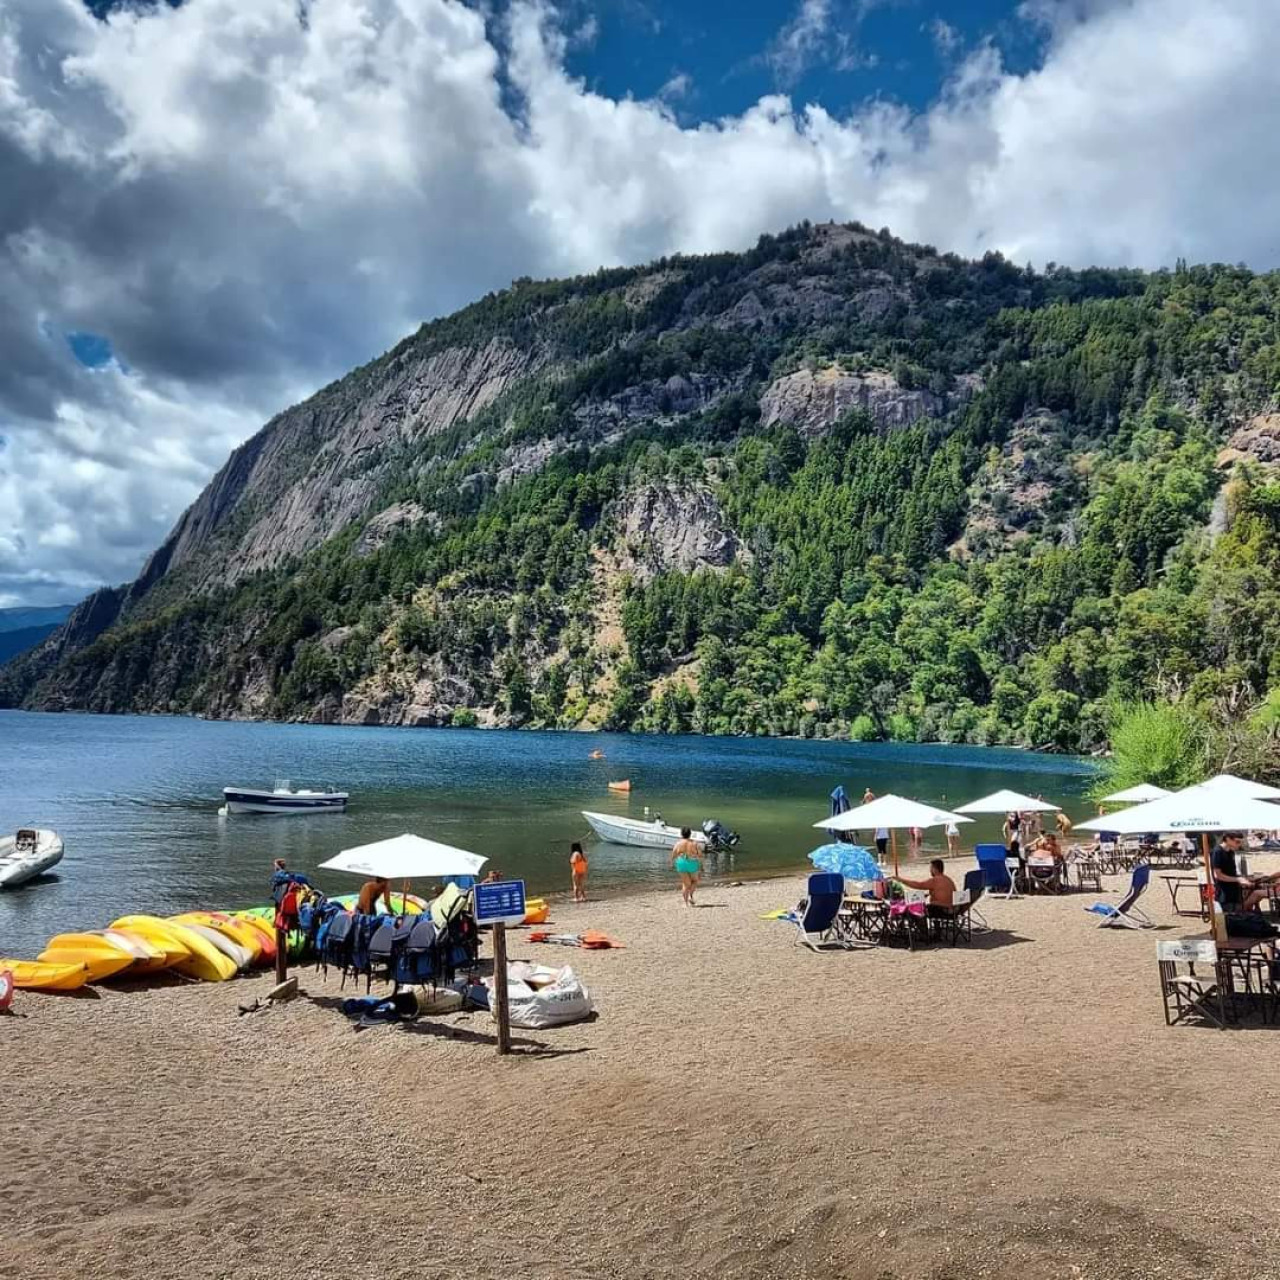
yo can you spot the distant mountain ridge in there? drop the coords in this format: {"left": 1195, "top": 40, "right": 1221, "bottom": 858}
{"left": 3, "top": 221, "right": 1280, "bottom": 751}
{"left": 0, "top": 605, "right": 75, "bottom": 665}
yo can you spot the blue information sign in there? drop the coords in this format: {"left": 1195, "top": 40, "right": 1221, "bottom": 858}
{"left": 474, "top": 878, "right": 527, "bottom": 926}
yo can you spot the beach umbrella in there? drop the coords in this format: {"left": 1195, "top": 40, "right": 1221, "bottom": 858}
{"left": 808, "top": 843, "right": 884, "bottom": 882}
{"left": 828, "top": 785, "right": 853, "bottom": 843}
{"left": 320, "top": 834, "right": 488, "bottom": 909}
{"left": 1076, "top": 785, "right": 1280, "bottom": 917}
{"left": 954, "top": 788, "right": 1060, "bottom": 814}
{"left": 1100, "top": 783, "right": 1172, "bottom": 804}
{"left": 1199, "top": 773, "right": 1280, "bottom": 800}
{"left": 814, "top": 795, "right": 970, "bottom": 875}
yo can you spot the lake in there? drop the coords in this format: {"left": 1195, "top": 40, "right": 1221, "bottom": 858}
{"left": 0, "top": 710, "right": 1097, "bottom": 956}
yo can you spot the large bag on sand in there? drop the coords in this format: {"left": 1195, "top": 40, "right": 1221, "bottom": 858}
{"left": 497, "top": 966, "right": 593, "bottom": 1029}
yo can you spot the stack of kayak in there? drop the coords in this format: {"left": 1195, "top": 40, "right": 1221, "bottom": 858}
{"left": 1, "top": 887, "right": 552, "bottom": 994}
{"left": 2, "top": 910, "right": 281, "bottom": 991}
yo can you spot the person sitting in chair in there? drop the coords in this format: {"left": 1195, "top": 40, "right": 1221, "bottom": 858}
{"left": 1211, "top": 832, "right": 1271, "bottom": 912}
{"left": 896, "top": 858, "right": 956, "bottom": 908}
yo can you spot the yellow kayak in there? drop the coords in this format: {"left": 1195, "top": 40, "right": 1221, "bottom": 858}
{"left": 178, "top": 922, "right": 253, "bottom": 972}
{"left": 107, "top": 923, "right": 189, "bottom": 969}
{"left": 38, "top": 933, "right": 136, "bottom": 983}
{"left": 110, "top": 916, "right": 237, "bottom": 982}
{"left": 98, "top": 928, "right": 173, "bottom": 974}
{"left": 1, "top": 959, "right": 92, "bottom": 991}
{"left": 171, "top": 913, "right": 265, "bottom": 964}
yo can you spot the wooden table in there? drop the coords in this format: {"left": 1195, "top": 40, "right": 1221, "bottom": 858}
{"left": 1160, "top": 873, "right": 1205, "bottom": 918}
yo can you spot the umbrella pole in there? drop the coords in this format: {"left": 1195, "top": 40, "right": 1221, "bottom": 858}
{"left": 891, "top": 828, "right": 899, "bottom": 879}
{"left": 402, "top": 879, "right": 410, "bottom": 914}
{"left": 1201, "top": 833, "right": 1216, "bottom": 931}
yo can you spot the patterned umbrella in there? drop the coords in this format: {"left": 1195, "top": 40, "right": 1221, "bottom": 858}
{"left": 808, "top": 843, "right": 885, "bottom": 882}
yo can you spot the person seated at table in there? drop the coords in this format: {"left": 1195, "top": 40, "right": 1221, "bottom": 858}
{"left": 1211, "top": 832, "right": 1270, "bottom": 912}
{"left": 896, "top": 858, "right": 956, "bottom": 908}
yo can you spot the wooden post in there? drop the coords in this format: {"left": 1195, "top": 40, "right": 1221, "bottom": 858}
{"left": 274, "top": 926, "right": 288, "bottom": 985}
{"left": 492, "top": 921, "right": 511, "bottom": 1055}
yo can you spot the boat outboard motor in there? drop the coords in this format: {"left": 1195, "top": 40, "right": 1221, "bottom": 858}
{"left": 702, "top": 819, "right": 740, "bottom": 850}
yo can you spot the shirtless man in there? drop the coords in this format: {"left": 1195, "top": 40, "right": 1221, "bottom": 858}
{"left": 356, "top": 876, "right": 394, "bottom": 915}
{"left": 896, "top": 858, "right": 956, "bottom": 908}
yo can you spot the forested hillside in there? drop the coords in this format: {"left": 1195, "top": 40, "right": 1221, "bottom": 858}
{"left": 5, "top": 222, "right": 1280, "bottom": 752}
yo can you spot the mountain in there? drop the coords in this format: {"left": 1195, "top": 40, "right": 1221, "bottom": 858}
{"left": 4, "top": 222, "right": 1280, "bottom": 751}
{"left": 0, "top": 605, "right": 75, "bottom": 665}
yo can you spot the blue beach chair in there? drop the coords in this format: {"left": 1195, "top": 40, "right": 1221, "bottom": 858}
{"left": 1085, "top": 864, "right": 1154, "bottom": 929}
{"left": 976, "top": 844, "right": 1019, "bottom": 899}
{"left": 793, "top": 873, "right": 849, "bottom": 951}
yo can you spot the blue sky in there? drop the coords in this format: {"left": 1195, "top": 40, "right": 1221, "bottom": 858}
{"left": 559, "top": 0, "right": 1042, "bottom": 118}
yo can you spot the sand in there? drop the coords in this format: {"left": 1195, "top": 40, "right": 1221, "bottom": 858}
{"left": 4, "top": 862, "right": 1279, "bottom": 1280}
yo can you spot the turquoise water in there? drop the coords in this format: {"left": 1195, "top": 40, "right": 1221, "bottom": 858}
{"left": 0, "top": 710, "right": 1096, "bottom": 955}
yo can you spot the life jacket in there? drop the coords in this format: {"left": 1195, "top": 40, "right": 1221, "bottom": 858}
{"left": 275, "top": 887, "right": 300, "bottom": 933}
{"left": 321, "top": 911, "right": 357, "bottom": 985}
{"left": 396, "top": 917, "right": 439, "bottom": 987}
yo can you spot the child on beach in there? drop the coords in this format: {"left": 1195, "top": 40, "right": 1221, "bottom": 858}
{"left": 570, "top": 841, "right": 589, "bottom": 902}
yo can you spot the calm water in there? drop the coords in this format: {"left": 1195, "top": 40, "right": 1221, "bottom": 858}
{"left": 0, "top": 711, "right": 1097, "bottom": 956}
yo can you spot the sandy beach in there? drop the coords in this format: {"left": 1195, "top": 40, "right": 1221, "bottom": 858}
{"left": 5, "top": 863, "right": 1280, "bottom": 1280}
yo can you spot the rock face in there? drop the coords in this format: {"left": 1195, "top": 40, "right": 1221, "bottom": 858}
{"left": 615, "top": 483, "right": 747, "bottom": 583}
{"left": 759, "top": 366, "right": 945, "bottom": 437}
{"left": 1220, "top": 413, "right": 1280, "bottom": 466}
{"left": 137, "top": 336, "right": 542, "bottom": 590}
{"left": 354, "top": 502, "right": 436, "bottom": 558}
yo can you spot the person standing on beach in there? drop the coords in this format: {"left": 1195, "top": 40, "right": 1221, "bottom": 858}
{"left": 570, "top": 841, "right": 589, "bottom": 903}
{"left": 357, "top": 876, "right": 394, "bottom": 916}
{"left": 875, "top": 826, "right": 889, "bottom": 861}
{"left": 1055, "top": 810, "right": 1073, "bottom": 838}
{"left": 863, "top": 788, "right": 875, "bottom": 804}
{"left": 671, "top": 828, "right": 703, "bottom": 907}
{"left": 945, "top": 818, "right": 960, "bottom": 855}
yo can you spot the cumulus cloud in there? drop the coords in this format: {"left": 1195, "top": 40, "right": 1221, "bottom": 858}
{"left": 2, "top": 0, "right": 1280, "bottom": 605}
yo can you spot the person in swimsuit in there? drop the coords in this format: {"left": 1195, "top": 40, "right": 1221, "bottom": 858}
{"left": 671, "top": 827, "right": 703, "bottom": 906}
{"left": 570, "top": 841, "right": 589, "bottom": 902}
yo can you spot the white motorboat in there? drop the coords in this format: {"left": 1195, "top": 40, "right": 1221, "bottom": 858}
{"left": 221, "top": 780, "right": 348, "bottom": 815}
{"left": 581, "top": 811, "right": 739, "bottom": 850}
{"left": 0, "top": 828, "right": 64, "bottom": 888}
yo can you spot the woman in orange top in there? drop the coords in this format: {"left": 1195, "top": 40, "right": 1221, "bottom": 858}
{"left": 570, "top": 841, "right": 589, "bottom": 902}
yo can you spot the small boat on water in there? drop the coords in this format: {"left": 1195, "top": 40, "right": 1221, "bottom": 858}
{"left": 0, "top": 828, "right": 64, "bottom": 888}
{"left": 582, "top": 811, "right": 740, "bottom": 851}
{"left": 221, "top": 780, "right": 348, "bottom": 816}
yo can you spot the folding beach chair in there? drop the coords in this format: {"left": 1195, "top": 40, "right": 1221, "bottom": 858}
{"left": 1157, "top": 939, "right": 1228, "bottom": 1029}
{"left": 1065, "top": 844, "right": 1103, "bottom": 893}
{"left": 793, "top": 873, "right": 850, "bottom": 951}
{"left": 962, "top": 869, "right": 990, "bottom": 932}
{"left": 1085, "top": 864, "right": 1154, "bottom": 929}
{"left": 927, "top": 890, "right": 973, "bottom": 946}
{"left": 975, "top": 844, "right": 1019, "bottom": 899}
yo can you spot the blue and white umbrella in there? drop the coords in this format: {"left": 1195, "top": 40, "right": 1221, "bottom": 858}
{"left": 808, "top": 843, "right": 885, "bottom": 882}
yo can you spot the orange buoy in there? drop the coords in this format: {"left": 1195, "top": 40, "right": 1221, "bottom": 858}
{"left": 607, "top": 779, "right": 631, "bottom": 793}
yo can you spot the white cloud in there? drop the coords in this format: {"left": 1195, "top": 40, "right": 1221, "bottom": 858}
{"left": 657, "top": 71, "right": 691, "bottom": 102}
{"left": 2, "top": 0, "right": 1280, "bottom": 606}
{"left": 766, "top": 0, "right": 833, "bottom": 87}
{"left": 928, "top": 17, "right": 961, "bottom": 57}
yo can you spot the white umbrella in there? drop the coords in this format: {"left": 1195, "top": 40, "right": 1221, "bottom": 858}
{"left": 1200, "top": 773, "right": 1280, "bottom": 800}
{"left": 1100, "top": 783, "right": 1172, "bottom": 804}
{"left": 1077, "top": 784, "right": 1280, "bottom": 914}
{"left": 319, "top": 833, "right": 488, "bottom": 881}
{"left": 1076, "top": 786, "right": 1280, "bottom": 835}
{"left": 814, "top": 794, "right": 971, "bottom": 875}
{"left": 955, "top": 788, "right": 1060, "bottom": 814}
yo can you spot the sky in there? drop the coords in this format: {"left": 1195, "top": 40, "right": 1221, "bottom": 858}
{"left": 2, "top": 0, "right": 1279, "bottom": 608}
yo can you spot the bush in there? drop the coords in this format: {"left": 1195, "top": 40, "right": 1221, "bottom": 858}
{"left": 849, "top": 714, "right": 879, "bottom": 742}
{"left": 450, "top": 708, "right": 479, "bottom": 728}
{"left": 1090, "top": 700, "right": 1207, "bottom": 799}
